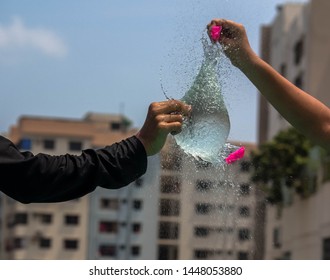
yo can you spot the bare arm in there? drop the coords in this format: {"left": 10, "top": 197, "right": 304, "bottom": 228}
{"left": 241, "top": 53, "right": 330, "bottom": 148}
{"left": 208, "top": 19, "right": 330, "bottom": 149}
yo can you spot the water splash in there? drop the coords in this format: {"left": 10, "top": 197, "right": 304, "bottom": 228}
{"left": 173, "top": 37, "right": 237, "bottom": 164}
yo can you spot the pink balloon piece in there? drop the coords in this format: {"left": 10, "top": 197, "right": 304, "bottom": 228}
{"left": 210, "top": 25, "right": 222, "bottom": 41}
{"left": 225, "top": 146, "right": 245, "bottom": 164}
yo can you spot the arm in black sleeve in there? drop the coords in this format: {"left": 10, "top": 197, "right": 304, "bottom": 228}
{"left": 0, "top": 135, "right": 147, "bottom": 204}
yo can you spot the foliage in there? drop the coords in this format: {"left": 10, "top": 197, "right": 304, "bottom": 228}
{"left": 250, "top": 127, "right": 312, "bottom": 204}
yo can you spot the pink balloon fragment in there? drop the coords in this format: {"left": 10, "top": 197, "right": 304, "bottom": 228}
{"left": 225, "top": 146, "right": 245, "bottom": 164}
{"left": 210, "top": 25, "right": 222, "bottom": 41}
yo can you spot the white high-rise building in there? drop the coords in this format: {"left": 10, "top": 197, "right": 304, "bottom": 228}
{"left": 258, "top": 0, "right": 330, "bottom": 259}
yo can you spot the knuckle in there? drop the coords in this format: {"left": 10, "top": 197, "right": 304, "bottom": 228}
{"left": 148, "top": 102, "right": 158, "bottom": 116}
{"left": 149, "top": 102, "right": 157, "bottom": 110}
{"left": 169, "top": 99, "right": 176, "bottom": 107}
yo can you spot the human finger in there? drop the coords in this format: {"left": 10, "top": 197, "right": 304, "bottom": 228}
{"left": 207, "top": 18, "right": 224, "bottom": 29}
{"left": 159, "top": 114, "right": 184, "bottom": 124}
{"left": 160, "top": 121, "right": 183, "bottom": 135}
{"left": 150, "top": 100, "right": 191, "bottom": 116}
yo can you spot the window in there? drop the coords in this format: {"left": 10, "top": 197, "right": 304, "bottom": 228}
{"left": 18, "top": 138, "right": 32, "bottom": 150}
{"left": 238, "top": 228, "right": 251, "bottom": 241}
{"left": 40, "top": 214, "right": 52, "bottom": 224}
{"left": 161, "top": 153, "right": 182, "bottom": 170}
{"left": 131, "top": 246, "right": 140, "bottom": 256}
{"left": 100, "top": 198, "right": 119, "bottom": 210}
{"left": 158, "top": 245, "right": 178, "bottom": 260}
{"left": 195, "top": 203, "right": 212, "bottom": 215}
{"left": 13, "top": 237, "right": 26, "bottom": 249}
{"left": 240, "top": 161, "right": 251, "bottom": 172}
{"left": 280, "top": 63, "right": 287, "bottom": 77}
{"left": 132, "top": 223, "right": 142, "bottom": 233}
{"left": 99, "top": 244, "right": 116, "bottom": 257}
{"left": 134, "top": 177, "right": 143, "bottom": 187}
{"left": 323, "top": 238, "right": 330, "bottom": 259}
{"left": 64, "top": 239, "right": 79, "bottom": 250}
{"left": 215, "top": 250, "right": 223, "bottom": 256}
{"left": 195, "top": 159, "right": 212, "bottom": 169}
{"left": 160, "top": 176, "right": 181, "bottom": 193}
{"left": 110, "top": 122, "right": 121, "bottom": 130}
{"left": 194, "top": 250, "right": 214, "bottom": 260}
{"left": 294, "top": 38, "right": 304, "bottom": 65}
{"left": 64, "top": 215, "right": 79, "bottom": 225}
{"left": 159, "top": 222, "right": 179, "bottom": 240}
{"left": 133, "top": 200, "right": 143, "bottom": 210}
{"left": 14, "top": 213, "right": 28, "bottom": 225}
{"left": 294, "top": 73, "right": 304, "bottom": 89}
{"left": 99, "top": 221, "right": 118, "bottom": 233}
{"left": 238, "top": 251, "right": 249, "bottom": 260}
{"left": 159, "top": 199, "right": 180, "bottom": 216}
{"left": 282, "top": 251, "right": 291, "bottom": 260}
{"left": 39, "top": 238, "right": 51, "bottom": 249}
{"left": 43, "top": 139, "right": 55, "bottom": 150}
{"left": 239, "top": 184, "right": 250, "bottom": 196}
{"left": 69, "top": 141, "right": 82, "bottom": 151}
{"left": 273, "top": 227, "right": 282, "bottom": 248}
{"left": 196, "top": 180, "right": 213, "bottom": 192}
{"left": 239, "top": 206, "right": 250, "bottom": 217}
{"left": 323, "top": 157, "right": 330, "bottom": 181}
{"left": 194, "top": 227, "right": 210, "bottom": 237}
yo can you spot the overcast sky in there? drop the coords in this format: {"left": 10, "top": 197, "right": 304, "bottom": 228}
{"left": 0, "top": 0, "right": 308, "bottom": 143}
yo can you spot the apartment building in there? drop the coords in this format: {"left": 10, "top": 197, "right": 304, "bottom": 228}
{"left": 258, "top": 0, "right": 330, "bottom": 259}
{"left": 157, "top": 139, "right": 261, "bottom": 260}
{"left": 0, "top": 112, "right": 160, "bottom": 259}
{"left": 87, "top": 154, "right": 160, "bottom": 260}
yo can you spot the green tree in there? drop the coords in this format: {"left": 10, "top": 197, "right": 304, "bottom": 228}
{"left": 251, "top": 127, "right": 312, "bottom": 204}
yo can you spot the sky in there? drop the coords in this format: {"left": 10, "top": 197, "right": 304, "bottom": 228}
{"left": 0, "top": 0, "right": 308, "bottom": 143}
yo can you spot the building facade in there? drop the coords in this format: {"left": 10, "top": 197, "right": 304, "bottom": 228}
{"left": 157, "top": 139, "right": 262, "bottom": 260}
{"left": 87, "top": 155, "right": 160, "bottom": 260}
{"left": 258, "top": 0, "right": 330, "bottom": 259}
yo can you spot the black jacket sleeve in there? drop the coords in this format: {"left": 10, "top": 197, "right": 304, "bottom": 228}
{"left": 0, "top": 135, "right": 147, "bottom": 204}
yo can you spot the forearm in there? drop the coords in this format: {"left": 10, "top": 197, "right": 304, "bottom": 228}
{"left": 240, "top": 52, "right": 330, "bottom": 148}
{"left": 0, "top": 136, "right": 147, "bottom": 203}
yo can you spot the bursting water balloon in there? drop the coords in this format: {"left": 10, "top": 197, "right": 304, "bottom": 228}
{"left": 173, "top": 38, "right": 232, "bottom": 164}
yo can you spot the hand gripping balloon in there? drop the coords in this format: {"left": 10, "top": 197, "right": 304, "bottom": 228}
{"left": 210, "top": 25, "right": 222, "bottom": 41}
{"left": 225, "top": 146, "right": 245, "bottom": 164}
